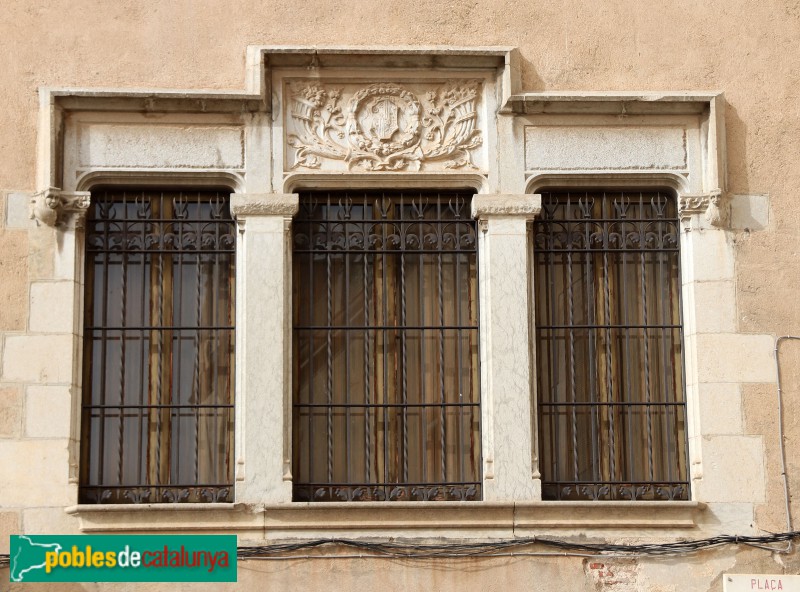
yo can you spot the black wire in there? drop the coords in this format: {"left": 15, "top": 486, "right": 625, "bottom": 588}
{"left": 2, "top": 531, "right": 798, "bottom": 567}
{"left": 235, "top": 531, "right": 800, "bottom": 559}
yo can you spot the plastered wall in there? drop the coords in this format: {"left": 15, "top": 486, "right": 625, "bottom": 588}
{"left": 1, "top": 2, "right": 799, "bottom": 590}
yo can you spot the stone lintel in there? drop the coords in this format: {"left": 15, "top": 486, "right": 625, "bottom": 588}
{"left": 471, "top": 194, "right": 542, "bottom": 219}
{"left": 231, "top": 193, "right": 299, "bottom": 217}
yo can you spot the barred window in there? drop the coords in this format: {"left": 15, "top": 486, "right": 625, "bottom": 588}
{"left": 80, "top": 189, "right": 235, "bottom": 504}
{"left": 292, "top": 190, "right": 481, "bottom": 502}
{"left": 533, "top": 190, "right": 689, "bottom": 501}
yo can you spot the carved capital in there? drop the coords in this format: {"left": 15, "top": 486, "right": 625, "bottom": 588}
{"left": 471, "top": 194, "right": 542, "bottom": 219}
{"left": 31, "top": 188, "right": 92, "bottom": 227}
{"left": 230, "top": 193, "right": 300, "bottom": 218}
{"left": 679, "top": 189, "right": 728, "bottom": 228}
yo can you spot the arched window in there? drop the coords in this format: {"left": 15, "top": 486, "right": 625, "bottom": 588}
{"left": 79, "top": 189, "right": 236, "bottom": 504}
{"left": 533, "top": 189, "right": 689, "bottom": 501}
{"left": 292, "top": 190, "right": 481, "bottom": 502}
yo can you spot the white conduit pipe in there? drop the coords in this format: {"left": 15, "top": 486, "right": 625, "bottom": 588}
{"left": 775, "top": 335, "right": 800, "bottom": 553}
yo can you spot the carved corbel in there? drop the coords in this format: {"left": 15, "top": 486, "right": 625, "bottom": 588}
{"left": 30, "top": 187, "right": 92, "bottom": 228}
{"left": 678, "top": 189, "right": 729, "bottom": 229}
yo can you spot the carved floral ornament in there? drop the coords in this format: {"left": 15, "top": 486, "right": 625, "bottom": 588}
{"left": 286, "top": 80, "right": 484, "bottom": 172}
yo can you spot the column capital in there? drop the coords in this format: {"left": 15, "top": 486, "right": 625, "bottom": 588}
{"left": 678, "top": 189, "right": 729, "bottom": 229}
{"left": 231, "top": 193, "right": 299, "bottom": 218}
{"left": 471, "top": 194, "right": 542, "bottom": 219}
{"left": 31, "top": 187, "right": 92, "bottom": 228}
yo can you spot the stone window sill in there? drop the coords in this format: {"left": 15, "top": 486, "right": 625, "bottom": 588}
{"left": 65, "top": 501, "right": 704, "bottom": 536}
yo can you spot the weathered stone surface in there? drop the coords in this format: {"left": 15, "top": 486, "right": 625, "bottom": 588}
{"left": 0, "top": 387, "right": 22, "bottom": 437}
{"left": 691, "top": 281, "right": 737, "bottom": 334}
{"left": 5, "top": 191, "right": 34, "bottom": 229}
{"left": 0, "top": 229, "right": 28, "bottom": 331}
{"left": 0, "top": 440, "right": 72, "bottom": 506}
{"left": 76, "top": 123, "right": 245, "bottom": 169}
{"left": 28, "top": 282, "right": 75, "bottom": 334}
{"left": 694, "top": 334, "right": 775, "bottom": 384}
{"left": 1, "top": 335, "right": 74, "bottom": 383}
{"left": 22, "top": 507, "right": 82, "bottom": 535}
{"left": 471, "top": 194, "right": 541, "bottom": 218}
{"left": 0, "top": 511, "right": 20, "bottom": 553}
{"left": 230, "top": 193, "right": 299, "bottom": 217}
{"left": 25, "top": 385, "right": 71, "bottom": 438}
{"left": 525, "top": 125, "right": 687, "bottom": 171}
{"left": 698, "top": 383, "right": 742, "bottom": 436}
{"left": 730, "top": 194, "right": 770, "bottom": 231}
{"left": 694, "top": 435, "right": 765, "bottom": 503}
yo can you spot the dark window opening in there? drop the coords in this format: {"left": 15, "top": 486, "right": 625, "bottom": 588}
{"left": 533, "top": 190, "right": 689, "bottom": 501}
{"left": 79, "top": 189, "right": 235, "bottom": 504}
{"left": 292, "top": 190, "right": 482, "bottom": 502}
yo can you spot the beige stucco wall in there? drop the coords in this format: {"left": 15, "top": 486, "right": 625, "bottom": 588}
{"left": 1, "top": 1, "right": 799, "bottom": 590}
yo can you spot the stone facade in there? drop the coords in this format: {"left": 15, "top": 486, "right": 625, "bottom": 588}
{"left": 1, "top": 4, "right": 800, "bottom": 590}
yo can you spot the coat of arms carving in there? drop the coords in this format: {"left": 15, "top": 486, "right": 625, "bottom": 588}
{"left": 286, "top": 81, "right": 484, "bottom": 171}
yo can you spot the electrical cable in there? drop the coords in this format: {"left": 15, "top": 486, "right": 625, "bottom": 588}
{"left": 233, "top": 530, "right": 800, "bottom": 561}
{"left": 3, "top": 530, "right": 799, "bottom": 569}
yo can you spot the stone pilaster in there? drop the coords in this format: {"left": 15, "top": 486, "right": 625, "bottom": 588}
{"left": 472, "top": 193, "right": 541, "bottom": 501}
{"left": 230, "top": 193, "right": 299, "bottom": 504}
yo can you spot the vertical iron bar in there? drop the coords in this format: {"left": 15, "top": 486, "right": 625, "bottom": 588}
{"left": 194, "top": 194, "right": 203, "bottom": 486}
{"left": 344, "top": 205, "right": 352, "bottom": 487}
{"left": 117, "top": 191, "right": 129, "bottom": 486}
{"left": 326, "top": 194, "right": 334, "bottom": 485}
{"left": 97, "top": 194, "right": 110, "bottom": 489}
{"left": 676, "top": 202, "right": 690, "bottom": 495}
{"left": 174, "top": 194, "right": 185, "bottom": 485}
{"left": 583, "top": 193, "right": 600, "bottom": 483}
{"left": 363, "top": 242, "right": 372, "bottom": 485}
{"left": 640, "top": 197, "right": 655, "bottom": 483}
{"left": 567, "top": 248, "right": 578, "bottom": 482}
{"left": 456, "top": 222, "right": 465, "bottom": 484}
{"left": 657, "top": 193, "right": 673, "bottom": 484}
{"left": 545, "top": 201, "right": 560, "bottom": 485}
{"left": 154, "top": 192, "right": 165, "bottom": 488}
{"left": 307, "top": 212, "right": 315, "bottom": 485}
{"left": 603, "top": 233, "right": 616, "bottom": 484}
{"left": 137, "top": 192, "right": 147, "bottom": 487}
{"left": 400, "top": 240, "right": 408, "bottom": 483}
{"left": 381, "top": 193, "right": 390, "bottom": 496}
{"left": 622, "top": 210, "right": 634, "bottom": 481}
{"left": 437, "top": 197, "right": 446, "bottom": 484}
{"left": 419, "top": 213, "right": 427, "bottom": 484}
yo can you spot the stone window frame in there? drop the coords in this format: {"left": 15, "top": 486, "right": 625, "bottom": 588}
{"left": 24, "top": 46, "right": 753, "bottom": 537}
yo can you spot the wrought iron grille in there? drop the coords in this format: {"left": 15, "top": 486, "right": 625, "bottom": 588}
{"left": 80, "top": 189, "right": 235, "bottom": 504}
{"left": 533, "top": 190, "right": 689, "bottom": 501}
{"left": 292, "top": 190, "right": 481, "bottom": 502}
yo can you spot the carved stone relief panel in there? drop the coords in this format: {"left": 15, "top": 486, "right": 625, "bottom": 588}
{"left": 283, "top": 80, "right": 486, "bottom": 173}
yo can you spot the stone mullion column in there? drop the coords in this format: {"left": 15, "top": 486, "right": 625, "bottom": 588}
{"left": 231, "top": 193, "right": 298, "bottom": 504}
{"left": 473, "top": 194, "right": 541, "bottom": 501}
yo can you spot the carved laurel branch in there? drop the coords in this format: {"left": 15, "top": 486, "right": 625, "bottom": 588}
{"left": 31, "top": 187, "right": 92, "bottom": 227}
{"left": 678, "top": 189, "right": 728, "bottom": 228}
{"left": 287, "top": 81, "right": 483, "bottom": 172}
